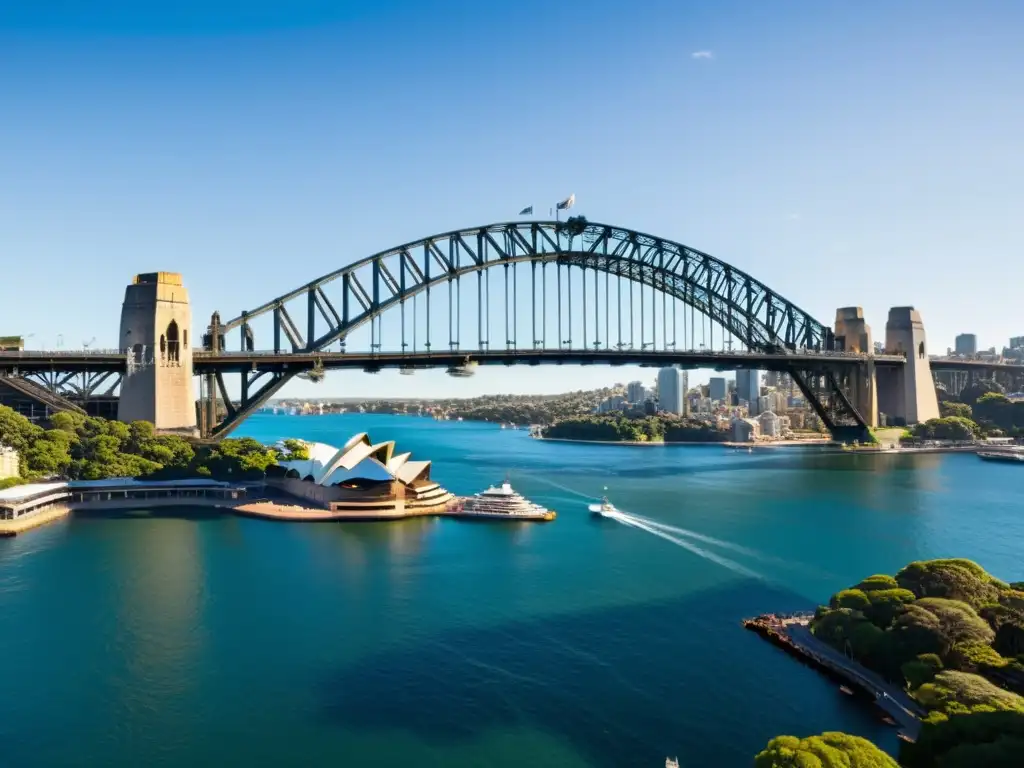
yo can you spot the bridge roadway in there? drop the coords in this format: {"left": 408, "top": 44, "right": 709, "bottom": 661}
{"left": 1, "top": 348, "right": 908, "bottom": 375}
{"left": 2, "top": 349, "right": 1022, "bottom": 376}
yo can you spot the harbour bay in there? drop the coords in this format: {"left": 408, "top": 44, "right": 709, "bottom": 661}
{"left": 2, "top": 412, "right": 1022, "bottom": 767}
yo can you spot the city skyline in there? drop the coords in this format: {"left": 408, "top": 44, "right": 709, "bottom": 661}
{"left": 3, "top": 1, "right": 1023, "bottom": 398}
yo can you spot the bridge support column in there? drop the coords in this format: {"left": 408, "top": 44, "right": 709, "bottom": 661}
{"left": 117, "top": 272, "right": 198, "bottom": 435}
{"left": 876, "top": 307, "right": 939, "bottom": 427}
{"left": 834, "top": 307, "right": 878, "bottom": 428}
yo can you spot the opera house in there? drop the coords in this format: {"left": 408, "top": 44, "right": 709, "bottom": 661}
{"left": 267, "top": 433, "right": 454, "bottom": 518}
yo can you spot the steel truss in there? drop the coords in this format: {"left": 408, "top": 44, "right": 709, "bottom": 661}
{"left": 204, "top": 220, "right": 867, "bottom": 438}
{"left": 23, "top": 370, "right": 122, "bottom": 401}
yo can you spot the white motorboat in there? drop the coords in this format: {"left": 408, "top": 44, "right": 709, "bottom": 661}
{"left": 588, "top": 492, "right": 618, "bottom": 517}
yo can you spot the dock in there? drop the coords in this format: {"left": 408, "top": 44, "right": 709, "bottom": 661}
{"left": 743, "top": 613, "right": 923, "bottom": 742}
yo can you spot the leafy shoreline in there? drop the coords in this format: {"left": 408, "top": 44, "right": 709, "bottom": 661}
{"left": 0, "top": 405, "right": 302, "bottom": 486}
{"left": 758, "top": 558, "right": 1024, "bottom": 766}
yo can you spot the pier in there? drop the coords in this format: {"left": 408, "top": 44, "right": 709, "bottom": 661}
{"left": 743, "top": 613, "right": 923, "bottom": 742}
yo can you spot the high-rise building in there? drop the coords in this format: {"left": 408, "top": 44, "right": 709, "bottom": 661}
{"left": 709, "top": 377, "right": 727, "bottom": 401}
{"left": 954, "top": 334, "right": 977, "bottom": 356}
{"left": 626, "top": 381, "right": 646, "bottom": 404}
{"left": 657, "top": 367, "right": 685, "bottom": 414}
{"left": 736, "top": 369, "right": 760, "bottom": 404}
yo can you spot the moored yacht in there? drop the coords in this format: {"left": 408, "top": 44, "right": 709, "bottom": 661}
{"left": 978, "top": 449, "right": 1024, "bottom": 464}
{"left": 449, "top": 478, "right": 556, "bottom": 521}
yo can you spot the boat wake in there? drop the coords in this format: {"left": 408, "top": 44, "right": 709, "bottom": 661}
{"left": 600, "top": 506, "right": 765, "bottom": 581}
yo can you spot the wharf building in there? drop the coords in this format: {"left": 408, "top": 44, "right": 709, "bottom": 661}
{"left": 1, "top": 478, "right": 246, "bottom": 532}
{"left": 270, "top": 433, "right": 453, "bottom": 517}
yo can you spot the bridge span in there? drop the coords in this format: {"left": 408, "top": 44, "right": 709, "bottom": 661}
{"left": 5, "top": 218, "right": 1011, "bottom": 440}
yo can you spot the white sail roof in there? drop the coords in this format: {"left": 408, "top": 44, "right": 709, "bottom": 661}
{"left": 277, "top": 434, "right": 432, "bottom": 487}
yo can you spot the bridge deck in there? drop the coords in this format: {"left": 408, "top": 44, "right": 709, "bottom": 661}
{"left": 2, "top": 349, "right": 1021, "bottom": 376}
{"left": 0, "top": 348, "right": 910, "bottom": 374}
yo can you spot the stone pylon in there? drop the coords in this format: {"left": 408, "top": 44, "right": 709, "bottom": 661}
{"left": 876, "top": 307, "right": 940, "bottom": 426}
{"left": 834, "top": 307, "right": 878, "bottom": 428}
{"left": 116, "top": 272, "right": 198, "bottom": 434}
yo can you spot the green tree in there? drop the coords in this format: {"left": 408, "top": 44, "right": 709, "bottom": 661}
{"left": 279, "top": 438, "right": 310, "bottom": 461}
{"left": 940, "top": 401, "right": 973, "bottom": 420}
{"left": 913, "top": 598, "right": 996, "bottom": 649}
{"left": 896, "top": 560, "right": 1007, "bottom": 609}
{"left": 901, "top": 709, "right": 1024, "bottom": 768}
{"left": 830, "top": 588, "right": 871, "bottom": 611}
{"left": 22, "top": 429, "right": 73, "bottom": 477}
{"left": 855, "top": 574, "right": 899, "bottom": 592}
{"left": 754, "top": 731, "right": 898, "bottom": 767}
{"left": 0, "top": 404, "right": 37, "bottom": 454}
{"left": 902, "top": 653, "right": 944, "bottom": 689}
{"left": 860, "top": 588, "right": 917, "bottom": 629}
{"left": 915, "top": 670, "right": 1024, "bottom": 714}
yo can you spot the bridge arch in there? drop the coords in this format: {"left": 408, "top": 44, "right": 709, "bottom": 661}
{"left": 208, "top": 220, "right": 862, "bottom": 439}
{"left": 222, "top": 220, "right": 834, "bottom": 355}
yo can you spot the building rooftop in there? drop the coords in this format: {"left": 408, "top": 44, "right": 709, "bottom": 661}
{"left": 67, "top": 477, "right": 236, "bottom": 489}
{"left": 0, "top": 482, "right": 69, "bottom": 502}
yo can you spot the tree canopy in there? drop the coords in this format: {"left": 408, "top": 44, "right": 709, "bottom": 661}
{"left": 0, "top": 404, "right": 280, "bottom": 483}
{"left": 754, "top": 731, "right": 898, "bottom": 767}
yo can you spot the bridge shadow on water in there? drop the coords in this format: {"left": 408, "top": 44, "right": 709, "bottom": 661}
{"left": 318, "top": 580, "right": 895, "bottom": 767}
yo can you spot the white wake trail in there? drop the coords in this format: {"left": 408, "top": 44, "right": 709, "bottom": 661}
{"left": 607, "top": 510, "right": 764, "bottom": 581}
{"left": 523, "top": 474, "right": 597, "bottom": 501}
{"left": 626, "top": 514, "right": 765, "bottom": 559}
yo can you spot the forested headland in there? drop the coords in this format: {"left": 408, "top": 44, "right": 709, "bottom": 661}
{"left": 757, "top": 558, "right": 1024, "bottom": 766}
{"left": 540, "top": 414, "right": 729, "bottom": 443}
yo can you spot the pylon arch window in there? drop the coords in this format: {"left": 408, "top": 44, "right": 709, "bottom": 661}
{"left": 166, "top": 320, "right": 180, "bottom": 363}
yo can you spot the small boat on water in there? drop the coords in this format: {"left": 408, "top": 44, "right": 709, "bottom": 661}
{"left": 666, "top": 758, "right": 679, "bottom": 768}
{"left": 588, "top": 489, "right": 619, "bottom": 517}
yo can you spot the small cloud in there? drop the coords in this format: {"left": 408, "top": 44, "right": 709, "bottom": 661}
{"left": 691, "top": 50, "right": 714, "bottom": 60}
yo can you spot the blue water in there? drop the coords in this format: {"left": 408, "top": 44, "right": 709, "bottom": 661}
{"left": 2, "top": 413, "right": 1022, "bottom": 767}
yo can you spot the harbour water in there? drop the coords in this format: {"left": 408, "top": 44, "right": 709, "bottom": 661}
{"left": 2, "top": 413, "right": 1022, "bottom": 767}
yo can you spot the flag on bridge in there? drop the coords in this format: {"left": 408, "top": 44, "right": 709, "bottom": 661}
{"left": 519, "top": 205, "right": 533, "bottom": 215}
{"left": 556, "top": 194, "right": 575, "bottom": 211}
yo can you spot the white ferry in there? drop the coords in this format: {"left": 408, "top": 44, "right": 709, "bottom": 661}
{"left": 449, "top": 479, "right": 556, "bottom": 521}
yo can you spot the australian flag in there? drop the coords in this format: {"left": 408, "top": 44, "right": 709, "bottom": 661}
{"left": 556, "top": 194, "right": 575, "bottom": 211}
{"left": 519, "top": 205, "right": 533, "bottom": 215}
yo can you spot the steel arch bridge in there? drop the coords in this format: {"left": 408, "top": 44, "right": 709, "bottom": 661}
{"left": 198, "top": 218, "right": 865, "bottom": 438}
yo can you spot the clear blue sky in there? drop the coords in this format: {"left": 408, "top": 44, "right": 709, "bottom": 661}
{"left": 3, "top": 1, "right": 1022, "bottom": 399}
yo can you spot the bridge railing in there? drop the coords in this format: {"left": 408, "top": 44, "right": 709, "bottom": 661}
{"left": 0, "top": 349, "right": 124, "bottom": 357}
